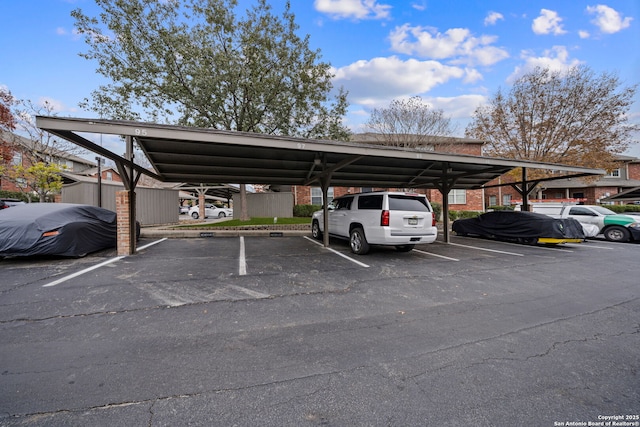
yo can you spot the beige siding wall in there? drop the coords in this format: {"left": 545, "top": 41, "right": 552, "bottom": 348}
{"left": 235, "top": 192, "right": 294, "bottom": 218}
{"left": 62, "top": 182, "right": 178, "bottom": 225}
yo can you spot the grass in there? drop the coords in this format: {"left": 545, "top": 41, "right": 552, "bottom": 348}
{"left": 178, "top": 217, "right": 311, "bottom": 228}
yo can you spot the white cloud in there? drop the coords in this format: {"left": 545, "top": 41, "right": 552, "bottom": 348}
{"left": 389, "top": 24, "right": 509, "bottom": 67}
{"left": 411, "top": 1, "right": 426, "bottom": 11}
{"left": 507, "top": 46, "right": 583, "bottom": 83}
{"left": 332, "top": 56, "right": 465, "bottom": 105}
{"left": 484, "top": 12, "right": 504, "bottom": 26}
{"left": 578, "top": 30, "right": 591, "bottom": 39}
{"left": 532, "top": 9, "right": 567, "bottom": 35}
{"left": 427, "top": 94, "right": 487, "bottom": 120}
{"left": 314, "top": 0, "right": 392, "bottom": 20}
{"left": 586, "top": 5, "right": 633, "bottom": 34}
{"left": 463, "top": 68, "right": 483, "bottom": 84}
{"left": 38, "top": 97, "right": 67, "bottom": 113}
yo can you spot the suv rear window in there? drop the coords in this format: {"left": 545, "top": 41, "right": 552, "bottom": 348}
{"left": 389, "top": 195, "right": 430, "bottom": 212}
{"left": 358, "top": 195, "right": 383, "bottom": 210}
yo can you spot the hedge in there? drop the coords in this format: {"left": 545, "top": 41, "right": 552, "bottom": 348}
{"left": 293, "top": 204, "right": 322, "bottom": 217}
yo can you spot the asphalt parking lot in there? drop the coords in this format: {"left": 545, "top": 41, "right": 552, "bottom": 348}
{"left": 1, "top": 234, "right": 639, "bottom": 426}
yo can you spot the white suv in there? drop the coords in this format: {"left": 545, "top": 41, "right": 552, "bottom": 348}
{"left": 311, "top": 191, "right": 438, "bottom": 254}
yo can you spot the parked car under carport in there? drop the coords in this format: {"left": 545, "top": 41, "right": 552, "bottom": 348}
{"left": 0, "top": 203, "right": 139, "bottom": 258}
{"left": 452, "top": 210, "right": 586, "bottom": 245}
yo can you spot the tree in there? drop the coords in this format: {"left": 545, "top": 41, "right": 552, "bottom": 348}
{"left": 1, "top": 88, "right": 16, "bottom": 133}
{"left": 1, "top": 89, "right": 17, "bottom": 176}
{"left": 1, "top": 94, "right": 85, "bottom": 201}
{"left": 465, "top": 65, "right": 638, "bottom": 173}
{"left": 7, "top": 162, "right": 64, "bottom": 202}
{"left": 73, "top": 0, "right": 350, "bottom": 219}
{"left": 71, "top": 0, "right": 349, "bottom": 138}
{"left": 364, "top": 96, "right": 457, "bottom": 150}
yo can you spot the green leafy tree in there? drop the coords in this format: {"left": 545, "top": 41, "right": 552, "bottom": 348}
{"left": 73, "top": 0, "right": 350, "bottom": 219}
{"left": 8, "top": 162, "right": 64, "bottom": 202}
{"left": 71, "top": 0, "right": 349, "bottom": 139}
{"left": 465, "top": 65, "right": 638, "bottom": 174}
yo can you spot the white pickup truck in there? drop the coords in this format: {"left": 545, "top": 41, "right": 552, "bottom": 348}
{"left": 530, "top": 203, "right": 640, "bottom": 242}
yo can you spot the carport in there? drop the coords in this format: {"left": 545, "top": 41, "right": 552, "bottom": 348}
{"left": 35, "top": 116, "right": 604, "bottom": 255}
{"left": 601, "top": 186, "right": 640, "bottom": 203}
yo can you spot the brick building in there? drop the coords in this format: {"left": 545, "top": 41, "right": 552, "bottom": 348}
{"left": 291, "top": 133, "right": 487, "bottom": 211}
{"left": 484, "top": 155, "right": 640, "bottom": 207}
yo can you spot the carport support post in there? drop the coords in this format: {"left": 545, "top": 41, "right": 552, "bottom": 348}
{"left": 321, "top": 175, "right": 332, "bottom": 248}
{"left": 116, "top": 190, "right": 135, "bottom": 256}
{"left": 197, "top": 186, "right": 206, "bottom": 219}
{"left": 115, "top": 135, "right": 137, "bottom": 256}
{"left": 521, "top": 168, "right": 529, "bottom": 212}
{"left": 510, "top": 168, "right": 540, "bottom": 212}
{"left": 437, "top": 163, "right": 453, "bottom": 244}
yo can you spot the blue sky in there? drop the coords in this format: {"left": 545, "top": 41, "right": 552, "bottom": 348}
{"left": 1, "top": 0, "right": 639, "bottom": 156}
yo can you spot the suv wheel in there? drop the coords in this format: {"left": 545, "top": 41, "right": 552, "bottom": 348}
{"left": 350, "top": 227, "right": 370, "bottom": 255}
{"left": 395, "top": 244, "right": 415, "bottom": 252}
{"left": 604, "top": 226, "right": 630, "bottom": 242}
{"left": 191, "top": 212, "right": 199, "bottom": 219}
{"left": 311, "top": 220, "right": 322, "bottom": 240}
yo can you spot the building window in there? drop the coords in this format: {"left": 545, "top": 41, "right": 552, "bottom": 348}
{"left": 11, "top": 151, "right": 22, "bottom": 166}
{"left": 448, "top": 189, "right": 466, "bottom": 204}
{"left": 106, "top": 171, "right": 113, "bottom": 181}
{"left": 607, "top": 169, "right": 620, "bottom": 178}
{"left": 502, "top": 194, "right": 511, "bottom": 206}
{"left": 311, "top": 187, "right": 333, "bottom": 205}
{"left": 488, "top": 195, "right": 497, "bottom": 206}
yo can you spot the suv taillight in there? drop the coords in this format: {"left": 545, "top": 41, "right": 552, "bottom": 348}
{"left": 381, "top": 210, "right": 390, "bottom": 226}
{"left": 432, "top": 212, "right": 437, "bottom": 227}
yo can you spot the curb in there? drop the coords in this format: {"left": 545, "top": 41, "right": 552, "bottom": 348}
{"left": 141, "top": 228, "right": 312, "bottom": 239}
{"left": 141, "top": 223, "right": 446, "bottom": 239}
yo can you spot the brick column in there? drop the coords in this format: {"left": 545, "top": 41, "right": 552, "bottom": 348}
{"left": 199, "top": 193, "right": 205, "bottom": 220}
{"left": 116, "top": 190, "right": 134, "bottom": 256}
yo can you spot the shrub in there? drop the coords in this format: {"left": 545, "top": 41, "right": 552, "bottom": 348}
{"left": 488, "top": 205, "right": 514, "bottom": 211}
{"left": 448, "top": 210, "right": 481, "bottom": 221}
{"left": 604, "top": 204, "right": 640, "bottom": 214}
{"left": 294, "top": 204, "right": 321, "bottom": 217}
{"left": 430, "top": 201, "right": 442, "bottom": 222}
{"left": 0, "top": 190, "right": 32, "bottom": 202}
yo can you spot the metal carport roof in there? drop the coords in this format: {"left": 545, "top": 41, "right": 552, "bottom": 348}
{"left": 36, "top": 116, "right": 605, "bottom": 251}
{"left": 601, "top": 186, "right": 640, "bottom": 202}
{"left": 36, "top": 116, "right": 602, "bottom": 189}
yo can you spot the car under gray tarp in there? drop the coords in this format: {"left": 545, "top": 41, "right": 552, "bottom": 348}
{"left": 0, "top": 203, "right": 117, "bottom": 257}
{"left": 452, "top": 210, "right": 586, "bottom": 243}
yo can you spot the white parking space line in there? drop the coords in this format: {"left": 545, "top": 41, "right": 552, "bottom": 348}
{"left": 43, "top": 256, "right": 126, "bottom": 287}
{"left": 239, "top": 236, "right": 247, "bottom": 276}
{"left": 439, "top": 241, "right": 525, "bottom": 257}
{"left": 137, "top": 237, "right": 168, "bottom": 251}
{"left": 43, "top": 238, "right": 168, "bottom": 288}
{"left": 303, "top": 236, "right": 370, "bottom": 268}
{"left": 413, "top": 249, "right": 460, "bottom": 261}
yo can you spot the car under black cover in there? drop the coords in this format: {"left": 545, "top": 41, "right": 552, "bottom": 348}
{"left": 452, "top": 210, "right": 586, "bottom": 244}
{"left": 0, "top": 203, "right": 119, "bottom": 258}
